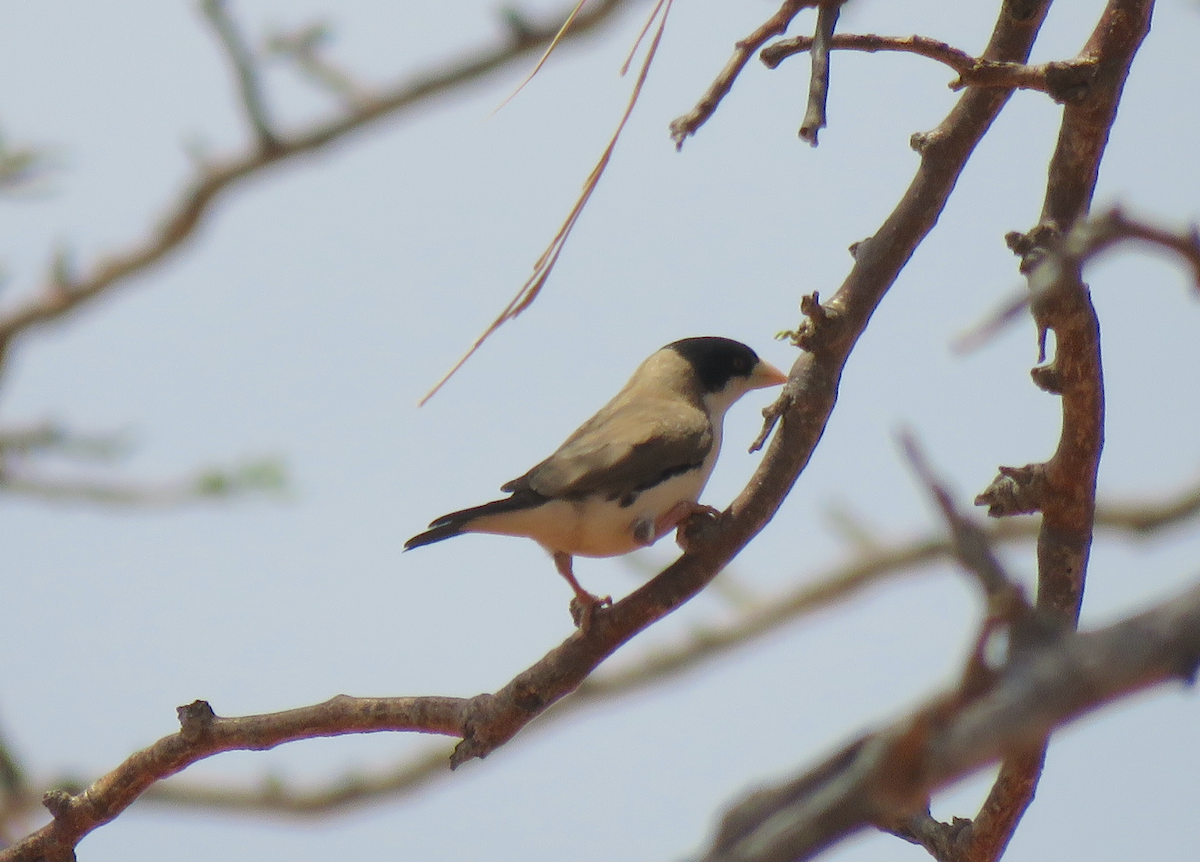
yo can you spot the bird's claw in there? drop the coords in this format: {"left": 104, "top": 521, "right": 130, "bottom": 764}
{"left": 675, "top": 504, "right": 722, "bottom": 551}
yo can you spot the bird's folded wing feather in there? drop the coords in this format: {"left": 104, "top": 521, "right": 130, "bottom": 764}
{"left": 502, "top": 398, "right": 712, "bottom": 501}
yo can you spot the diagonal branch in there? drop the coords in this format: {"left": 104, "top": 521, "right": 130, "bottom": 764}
{"left": 131, "top": 474, "right": 1200, "bottom": 818}
{"left": 695, "top": 576, "right": 1200, "bottom": 862}
{"left": 0, "top": 1, "right": 1060, "bottom": 857}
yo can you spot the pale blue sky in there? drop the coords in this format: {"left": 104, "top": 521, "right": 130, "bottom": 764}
{"left": 2, "top": 2, "right": 1199, "bottom": 860}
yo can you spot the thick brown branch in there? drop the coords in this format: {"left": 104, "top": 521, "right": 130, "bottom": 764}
{"left": 0, "top": 0, "right": 640, "bottom": 372}
{"left": 125, "top": 476, "right": 1200, "bottom": 818}
{"left": 950, "top": 3, "right": 1154, "bottom": 859}
{"left": 0, "top": 0, "right": 1059, "bottom": 855}
{"left": 696, "top": 577, "right": 1200, "bottom": 862}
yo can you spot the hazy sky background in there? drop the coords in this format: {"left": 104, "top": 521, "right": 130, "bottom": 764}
{"left": 2, "top": 1, "right": 1199, "bottom": 860}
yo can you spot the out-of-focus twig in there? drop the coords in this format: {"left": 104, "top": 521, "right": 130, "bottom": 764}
{"left": 955, "top": 207, "right": 1200, "bottom": 355}
{"left": 695, "top": 576, "right": 1200, "bottom": 862}
{"left": 0, "top": 134, "right": 56, "bottom": 196}
{"left": 0, "top": 423, "right": 130, "bottom": 460}
{"left": 0, "top": 458, "right": 286, "bottom": 507}
{"left": 265, "top": 22, "right": 363, "bottom": 106}
{"left": 200, "top": 0, "right": 280, "bottom": 150}
{"left": 0, "top": 0, "right": 642, "bottom": 373}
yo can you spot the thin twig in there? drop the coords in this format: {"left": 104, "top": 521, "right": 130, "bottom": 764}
{"left": 669, "top": 0, "right": 816, "bottom": 149}
{"left": 418, "top": 0, "right": 675, "bottom": 405}
{"left": 199, "top": 0, "right": 279, "bottom": 151}
{"left": 799, "top": 3, "right": 841, "bottom": 146}
{"left": 761, "top": 33, "right": 1098, "bottom": 101}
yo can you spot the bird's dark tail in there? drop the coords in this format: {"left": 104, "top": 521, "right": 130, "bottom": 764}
{"left": 403, "top": 488, "right": 547, "bottom": 551}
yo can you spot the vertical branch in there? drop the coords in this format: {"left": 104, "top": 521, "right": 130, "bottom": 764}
{"left": 960, "top": 2, "right": 1153, "bottom": 859}
{"left": 798, "top": 2, "right": 841, "bottom": 145}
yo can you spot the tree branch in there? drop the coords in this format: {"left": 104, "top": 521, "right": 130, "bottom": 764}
{"left": 798, "top": 2, "right": 841, "bottom": 146}
{"left": 668, "top": 0, "right": 817, "bottom": 149}
{"left": 934, "top": 3, "right": 1154, "bottom": 859}
{"left": 19, "top": 476, "right": 1196, "bottom": 822}
{"left": 0, "top": 0, "right": 641, "bottom": 373}
{"left": 761, "top": 33, "right": 1098, "bottom": 102}
{"left": 695, "top": 576, "right": 1200, "bottom": 862}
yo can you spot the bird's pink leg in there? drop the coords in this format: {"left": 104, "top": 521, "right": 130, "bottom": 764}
{"left": 553, "top": 551, "right": 611, "bottom": 630}
{"left": 654, "top": 501, "right": 722, "bottom": 550}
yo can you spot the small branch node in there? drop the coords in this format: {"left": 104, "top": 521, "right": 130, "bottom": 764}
{"left": 177, "top": 700, "right": 218, "bottom": 742}
{"left": 975, "top": 464, "right": 1048, "bottom": 517}
{"left": 1030, "top": 363, "right": 1063, "bottom": 393}
{"left": 778, "top": 291, "right": 838, "bottom": 355}
{"left": 1043, "top": 58, "right": 1097, "bottom": 104}
{"left": 42, "top": 789, "right": 74, "bottom": 819}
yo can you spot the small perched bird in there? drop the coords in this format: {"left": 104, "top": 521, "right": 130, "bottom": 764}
{"left": 405, "top": 337, "right": 787, "bottom": 624}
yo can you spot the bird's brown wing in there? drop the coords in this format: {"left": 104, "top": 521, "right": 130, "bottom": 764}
{"left": 501, "top": 396, "right": 712, "bottom": 503}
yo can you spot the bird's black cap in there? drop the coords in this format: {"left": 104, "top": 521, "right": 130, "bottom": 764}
{"left": 666, "top": 337, "right": 761, "bottom": 394}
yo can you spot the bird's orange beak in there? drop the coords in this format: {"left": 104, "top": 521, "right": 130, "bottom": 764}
{"left": 749, "top": 360, "right": 789, "bottom": 390}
